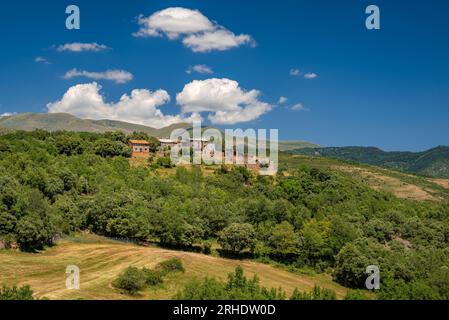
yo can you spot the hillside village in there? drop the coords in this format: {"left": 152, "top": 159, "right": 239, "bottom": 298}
{"left": 128, "top": 137, "right": 277, "bottom": 175}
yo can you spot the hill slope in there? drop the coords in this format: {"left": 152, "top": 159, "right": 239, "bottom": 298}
{"left": 288, "top": 146, "right": 449, "bottom": 178}
{"left": 0, "top": 113, "right": 191, "bottom": 137}
{"left": 0, "top": 234, "right": 347, "bottom": 300}
{"left": 278, "top": 140, "right": 320, "bottom": 151}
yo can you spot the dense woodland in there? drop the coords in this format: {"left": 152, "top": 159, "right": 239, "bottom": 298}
{"left": 1, "top": 130, "right": 449, "bottom": 299}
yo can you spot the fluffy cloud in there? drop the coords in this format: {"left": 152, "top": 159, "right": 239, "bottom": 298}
{"left": 134, "top": 7, "right": 214, "bottom": 38}
{"left": 290, "top": 68, "right": 301, "bottom": 76}
{"left": 176, "top": 78, "right": 272, "bottom": 125}
{"left": 290, "top": 103, "right": 309, "bottom": 111}
{"left": 134, "top": 7, "right": 253, "bottom": 52}
{"left": 63, "top": 69, "right": 133, "bottom": 84}
{"left": 0, "top": 112, "right": 17, "bottom": 117}
{"left": 57, "top": 43, "right": 109, "bottom": 52}
{"left": 278, "top": 96, "right": 287, "bottom": 104}
{"left": 46, "top": 83, "right": 185, "bottom": 128}
{"left": 186, "top": 64, "right": 213, "bottom": 74}
{"left": 46, "top": 79, "right": 271, "bottom": 128}
{"left": 304, "top": 72, "right": 318, "bottom": 79}
{"left": 183, "top": 29, "right": 253, "bottom": 53}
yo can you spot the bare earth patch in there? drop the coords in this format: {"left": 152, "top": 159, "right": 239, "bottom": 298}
{"left": 0, "top": 237, "right": 347, "bottom": 300}
{"left": 333, "top": 166, "right": 439, "bottom": 201}
{"left": 429, "top": 178, "right": 449, "bottom": 189}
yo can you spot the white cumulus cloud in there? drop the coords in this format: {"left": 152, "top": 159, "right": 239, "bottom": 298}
{"left": 134, "top": 7, "right": 253, "bottom": 52}
{"left": 134, "top": 7, "right": 215, "bottom": 39}
{"left": 46, "top": 83, "right": 186, "bottom": 129}
{"left": 176, "top": 78, "right": 272, "bottom": 125}
{"left": 290, "top": 103, "right": 309, "bottom": 111}
{"left": 0, "top": 112, "right": 17, "bottom": 117}
{"left": 63, "top": 69, "right": 134, "bottom": 84}
{"left": 278, "top": 96, "right": 288, "bottom": 104}
{"left": 56, "top": 42, "right": 109, "bottom": 52}
{"left": 182, "top": 29, "right": 253, "bottom": 53}
{"left": 186, "top": 64, "right": 213, "bottom": 74}
{"left": 304, "top": 72, "right": 318, "bottom": 79}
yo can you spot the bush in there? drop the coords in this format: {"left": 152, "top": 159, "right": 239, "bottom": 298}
{"left": 289, "top": 286, "right": 336, "bottom": 300}
{"left": 174, "top": 278, "right": 226, "bottom": 300}
{"left": 114, "top": 260, "right": 185, "bottom": 295}
{"left": 156, "top": 258, "right": 185, "bottom": 275}
{"left": 344, "top": 289, "right": 369, "bottom": 300}
{"left": 142, "top": 268, "right": 164, "bottom": 286}
{"left": 153, "top": 156, "right": 173, "bottom": 168}
{"left": 175, "top": 266, "right": 287, "bottom": 300}
{"left": 0, "top": 285, "right": 34, "bottom": 300}
{"left": 113, "top": 267, "right": 146, "bottom": 295}
{"left": 203, "top": 241, "right": 212, "bottom": 255}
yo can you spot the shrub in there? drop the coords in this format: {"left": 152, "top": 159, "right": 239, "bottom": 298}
{"left": 156, "top": 258, "right": 185, "bottom": 275}
{"left": 114, "top": 260, "right": 186, "bottom": 295}
{"left": 175, "top": 266, "right": 287, "bottom": 300}
{"left": 203, "top": 241, "right": 212, "bottom": 255}
{"left": 344, "top": 289, "right": 369, "bottom": 300}
{"left": 153, "top": 156, "right": 173, "bottom": 169}
{"left": 0, "top": 285, "right": 34, "bottom": 300}
{"left": 290, "top": 286, "right": 336, "bottom": 300}
{"left": 174, "top": 278, "right": 226, "bottom": 300}
{"left": 142, "top": 268, "right": 164, "bottom": 286}
{"left": 113, "top": 267, "right": 146, "bottom": 295}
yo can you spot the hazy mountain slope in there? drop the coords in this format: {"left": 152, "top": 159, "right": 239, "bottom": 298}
{"left": 289, "top": 146, "right": 449, "bottom": 178}
{"left": 278, "top": 140, "right": 320, "bottom": 151}
{"left": 0, "top": 113, "right": 318, "bottom": 149}
{"left": 0, "top": 113, "right": 109, "bottom": 132}
{"left": 0, "top": 113, "right": 191, "bottom": 137}
{"left": 91, "top": 119, "right": 161, "bottom": 135}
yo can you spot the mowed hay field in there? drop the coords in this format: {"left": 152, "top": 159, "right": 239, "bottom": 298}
{"left": 0, "top": 234, "right": 348, "bottom": 300}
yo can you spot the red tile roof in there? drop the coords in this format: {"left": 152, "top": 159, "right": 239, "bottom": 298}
{"left": 128, "top": 140, "right": 150, "bottom": 145}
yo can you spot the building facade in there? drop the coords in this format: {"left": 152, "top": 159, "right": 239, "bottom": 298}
{"left": 128, "top": 140, "right": 150, "bottom": 157}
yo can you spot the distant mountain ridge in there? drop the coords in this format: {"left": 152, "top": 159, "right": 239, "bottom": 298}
{"left": 278, "top": 140, "right": 320, "bottom": 151}
{"left": 289, "top": 146, "right": 449, "bottom": 178}
{"left": 0, "top": 113, "right": 191, "bottom": 138}
{"left": 0, "top": 113, "right": 318, "bottom": 151}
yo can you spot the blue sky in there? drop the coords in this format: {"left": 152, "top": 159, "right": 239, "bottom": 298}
{"left": 0, "top": 0, "right": 448, "bottom": 151}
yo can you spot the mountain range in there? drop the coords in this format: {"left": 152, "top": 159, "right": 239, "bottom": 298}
{"left": 0, "top": 113, "right": 192, "bottom": 137}
{"left": 289, "top": 146, "right": 449, "bottom": 178}
{"left": 0, "top": 113, "right": 318, "bottom": 151}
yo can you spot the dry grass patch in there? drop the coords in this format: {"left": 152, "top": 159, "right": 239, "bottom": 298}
{"left": 333, "top": 166, "right": 439, "bottom": 201}
{"left": 429, "top": 178, "right": 449, "bottom": 189}
{"left": 0, "top": 236, "right": 347, "bottom": 300}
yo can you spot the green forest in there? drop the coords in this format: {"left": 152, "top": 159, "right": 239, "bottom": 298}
{"left": 1, "top": 130, "right": 449, "bottom": 300}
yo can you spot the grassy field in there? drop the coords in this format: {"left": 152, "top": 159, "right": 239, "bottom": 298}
{"left": 0, "top": 234, "right": 348, "bottom": 300}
